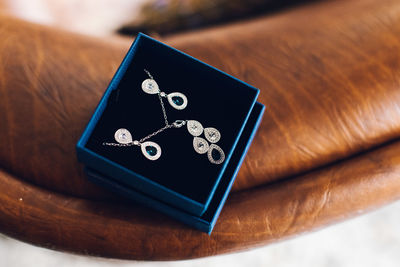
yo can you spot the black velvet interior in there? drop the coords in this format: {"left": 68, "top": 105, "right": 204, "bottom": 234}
{"left": 85, "top": 35, "right": 258, "bottom": 204}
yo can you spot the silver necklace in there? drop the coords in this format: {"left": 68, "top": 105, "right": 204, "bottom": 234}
{"left": 103, "top": 70, "right": 225, "bottom": 164}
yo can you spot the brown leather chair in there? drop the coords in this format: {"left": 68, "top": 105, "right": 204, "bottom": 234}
{"left": 0, "top": 0, "right": 400, "bottom": 260}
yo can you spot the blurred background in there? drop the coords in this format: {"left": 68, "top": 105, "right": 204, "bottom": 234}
{"left": 0, "top": 0, "right": 315, "bottom": 37}
{"left": 0, "top": 0, "right": 399, "bottom": 266}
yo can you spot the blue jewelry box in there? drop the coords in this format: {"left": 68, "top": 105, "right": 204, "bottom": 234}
{"left": 76, "top": 33, "right": 264, "bottom": 233}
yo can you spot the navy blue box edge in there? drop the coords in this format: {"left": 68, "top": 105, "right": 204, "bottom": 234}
{"left": 76, "top": 33, "right": 205, "bottom": 215}
{"left": 76, "top": 32, "right": 260, "bottom": 217}
{"left": 85, "top": 102, "right": 265, "bottom": 234}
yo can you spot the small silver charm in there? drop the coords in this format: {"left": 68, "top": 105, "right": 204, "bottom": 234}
{"left": 207, "top": 144, "right": 225, "bottom": 164}
{"left": 204, "top": 127, "right": 221, "bottom": 143}
{"left": 187, "top": 120, "right": 203, "bottom": 136}
{"left": 141, "top": 141, "right": 161, "bottom": 160}
{"left": 114, "top": 128, "right": 133, "bottom": 144}
{"left": 167, "top": 92, "right": 188, "bottom": 110}
{"left": 141, "top": 79, "right": 159, "bottom": 94}
{"left": 193, "top": 137, "right": 209, "bottom": 154}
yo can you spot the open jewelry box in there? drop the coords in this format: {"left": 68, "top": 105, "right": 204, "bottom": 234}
{"left": 76, "top": 33, "right": 265, "bottom": 234}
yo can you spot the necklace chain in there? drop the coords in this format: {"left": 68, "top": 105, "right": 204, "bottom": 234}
{"left": 104, "top": 70, "right": 185, "bottom": 147}
{"left": 139, "top": 123, "right": 173, "bottom": 143}
{"left": 144, "top": 69, "right": 169, "bottom": 126}
{"left": 102, "top": 122, "right": 181, "bottom": 147}
{"left": 143, "top": 69, "right": 153, "bottom": 79}
{"left": 138, "top": 119, "right": 186, "bottom": 144}
{"left": 157, "top": 92, "right": 169, "bottom": 126}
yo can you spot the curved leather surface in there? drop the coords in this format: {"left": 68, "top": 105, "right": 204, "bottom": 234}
{"left": 0, "top": 13, "right": 126, "bottom": 199}
{"left": 166, "top": 0, "right": 400, "bottom": 191}
{"left": 0, "top": 0, "right": 400, "bottom": 260}
{"left": 1, "top": 140, "right": 400, "bottom": 260}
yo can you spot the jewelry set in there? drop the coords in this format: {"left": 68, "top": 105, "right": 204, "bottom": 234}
{"left": 103, "top": 70, "right": 225, "bottom": 165}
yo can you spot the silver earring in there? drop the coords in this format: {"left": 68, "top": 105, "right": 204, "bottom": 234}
{"left": 186, "top": 120, "right": 225, "bottom": 164}
{"left": 142, "top": 69, "right": 188, "bottom": 110}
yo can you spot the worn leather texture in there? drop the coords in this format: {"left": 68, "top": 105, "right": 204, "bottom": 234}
{"left": 0, "top": 0, "right": 400, "bottom": 260}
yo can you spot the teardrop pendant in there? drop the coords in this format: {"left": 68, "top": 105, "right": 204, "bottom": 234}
{"left": 187, "top": 120, "right": 203, "bottom": 136}
{"left": 114, "top": 128, "right": 133, "bottom": 144}
{"left": 167, "top": 92, "right": 188, "bottom": 110}
{"left": 193, "top": 137, "right": 209, "bottom": 154}
{"left": 140, "top": 141, "right": 161, "bottom": 160}
{"left": 141, "top": 79, "right": 159, "bottom": 94}
{"left": 204, "top": 127, "right": 221, "bottom": 143}
{"left": 207, "top": 144, "right": 225, "bottom": 164}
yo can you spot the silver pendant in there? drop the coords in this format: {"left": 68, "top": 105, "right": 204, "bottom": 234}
{"left": 204, "top": 127, "right": 221, "bottom": 143}
{"left": 167, "top": 92, "right": 188, "bottom": 110}
{"left": 187, "top": 120, "right": 203, "bottom": 136}
{"left": 141, "top": 79, "right": 159, "bottom": 94}
{"left": 193, "top": 137, "right": 209, "bottom": 154}
{"left": 141, "top": 141, "right": 161, "bottom": 160}
{"left": 114, "top": 128, "right": 133, "bottom": 144}
{"left": 207, "top": 144, "right": 225, "bottom": 164}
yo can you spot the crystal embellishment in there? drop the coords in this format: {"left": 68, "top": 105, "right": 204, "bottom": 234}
{"left": 187, "top": 120, "right": 203, "bottom": 136}
{"left": 167, "top": 92, "right": 188, "bottom": 110}
{"left": 172, "top": 96, "right": 183, "bottom": 105}
{"left": 141, "top": 141, "right": 161, "bottom": 160}
{"left": 204, "top": 127, "right": 221, "bottom": 143}
{"left": 114, "top": 128, "right": 132, "bottom": 144}
{"left": 193, "top": 137, "right": 209, "bottom": 154}
{"left": 207, "top": 144, "right": 225, "bottom": 164}
{"left": 141, "top": 79, "right": 159, "bottom": 94}
{"left": 146, "top": 146, "right": 157, "bottom": 156}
